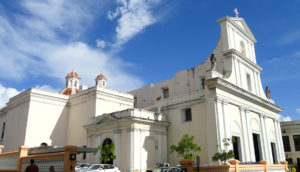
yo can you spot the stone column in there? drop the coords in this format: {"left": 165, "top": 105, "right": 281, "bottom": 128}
{"left": 133, "top": 129, "right": 141, "bottom": 171}
{"left": 275, "top": 120, "right": 285, "bottom": 161}
{"left": 205, "top": 96, "right": 220, "bottom": 162}
{"left": 263, "top": 117, "right": 272, "bottom": 162}
{"left": 259, "top": 114, "right": 268, "bottom": 161}
{"left": 140, "top": 130, "right": 146, "bottom": 172}
{"left": 245, "top": 109, "right": 255, "bottom": 162}
{"left": 162, "top": 134, "right": 168, "bottom": 163}
{"left": 114, "top": 131, "right": 121, "bottom": 166}
{"left": 95, "top": 135, "right": 101, "bottom": 163}
{"left": 216, "top": 98, "right": 225, "bottom": 151}
{"left": 87, "top": 135, "right": 92, "bottom": 163}
{"left": 240, "top": 106, "right": 249, "bottom": 162}
{"left": 157, "top": 134, "right": 162, "bottom": 163}
{"left": 222, "top": 100, "right": 232, "bottom": 151}
{"left": 127, "top": 129, "right": 133, "bottom": 172}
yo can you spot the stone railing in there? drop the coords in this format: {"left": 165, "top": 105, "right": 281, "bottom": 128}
{"left": 190, "top": 160, "right": 288, "bottom": 172}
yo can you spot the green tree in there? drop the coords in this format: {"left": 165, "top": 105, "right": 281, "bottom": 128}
{"left": 212, "top": 138, "right": 234, "bottom": 163}
{"left": 96, "top": 142, "right": 116, "bottom": 164}
{"left": 170, "top": 134, "right": 201, "bottom": 160}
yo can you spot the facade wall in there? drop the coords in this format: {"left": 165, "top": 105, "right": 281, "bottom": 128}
{"left": 25, "top": 89, "right": 69, "bottom": 147}
{"left": 167, "top": 102, "right": 208, "bottom": 164}
{"left": 2, "top": 90, "right": 31, "bottom": 152}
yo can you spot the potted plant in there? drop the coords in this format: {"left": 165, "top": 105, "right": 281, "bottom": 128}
{"left": 170, "top": 134, "right": 201, "bottom": 168}
{"left": 212, "top": 138, "right": 234, "bottom": 164}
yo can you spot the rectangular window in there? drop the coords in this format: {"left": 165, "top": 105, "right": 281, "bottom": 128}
{"left": 283, "top": 136, "right": 291, "bottom": 152}
{"left": 134, "top": 96, "right": 137, "bottom": 107}
{"left": 247, "top": 73, "right": 252, "bottom": 92}
{"left": 293, "top": 135, "right": 300, "bottom": 151}
{"left": 199, "top": 77, "right": 205, "bottom": 90}
{"left": 182, "top": 108, "right": 192, "bottom": 122}
{"left": 271, "top": 142, "right": 278, "bottom": 164}
{"left": 1, "top": 122, "right": 5, "bottom": 139}
{"left": 286, "top": 158, "right": 293, "bottom": 164}
{"left": 162, "top": 87, "right": 169, "bottom": 99}
{"left": 232, "top": 136, "right": 242, "bottom": 161}
{"left": 252, "top": 133, "right": 262, "bottom": 162}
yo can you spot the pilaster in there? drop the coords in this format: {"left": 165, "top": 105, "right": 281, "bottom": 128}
{"left": 273, "top": 119, "right": 281, "bottom": 163}
{"left": 127, "top": 130, "right": 133, "bottom": 172}
{"left": 95, "top": 135, "right": 101, "bottom": 163}
{"left": 240, "top": 106, "right": 250, "bottom": 162}
{"left": 263, "top": 116, "right": 272, "bottom": 162}
{"left": 114, "top": 131, "right": 120, "bottom": 166}
{"left": 245, "top": 109, "right": 255, "bottom": 161}
{"left": 259, "top": 114, "right": 268, "bottom": 162}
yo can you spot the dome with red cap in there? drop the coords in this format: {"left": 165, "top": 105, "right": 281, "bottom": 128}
{"left": 66, "top": 71, "right": 79, "bottom": 78}
{"left": 96, "top": 73, "right": 107, "bottom": 80}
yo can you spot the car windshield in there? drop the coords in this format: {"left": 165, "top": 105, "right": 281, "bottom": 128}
{"left": 155, "top": 163, "right": 164, "bottom": 168}
{"left": 103, "top": 165, "right": 115, "bottom": 169}
{"left": 80, "top": 164, "right": 88, "bottom": 167}
{"left": 90, "top": 165, "right": 102, "bottom": 170}
{"left": 83, "top": 165, "right": 91, "bottom": 169}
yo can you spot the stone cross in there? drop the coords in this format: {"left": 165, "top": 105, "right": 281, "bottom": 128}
{"left": 234, "top": 8, "right": 239, "bottom": 18}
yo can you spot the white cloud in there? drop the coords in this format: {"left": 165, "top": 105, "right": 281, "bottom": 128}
{"left": 34, "top": 85, "right": 59, "bottom": 93}
{"left": 0, "top": 84, "right": 20, "bottom": 107}
{"left": 0, "top": 0, "right": 155, "bottom": 92}
{"left": 96, "top": 39, "right": 107, "bottom": 48}
{"left": 297, "top": 109, "right": 300, "bottom": 114}
{"left": 279, "top": 115, "right": 292, "bottom": 122}
{"left": 108, "top": 0, "right": 162, "bottom": 46}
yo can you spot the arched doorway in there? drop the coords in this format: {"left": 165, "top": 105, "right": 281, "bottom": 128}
{"left": 102, "top": 138, "right": 113, "bottom": 164}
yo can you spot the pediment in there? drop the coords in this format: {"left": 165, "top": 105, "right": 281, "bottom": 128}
{"left": 230, "top": 17, "right": 256, "bottom": 42}
{"left": 94, "top": 114, "right": 117, "bottom": 124}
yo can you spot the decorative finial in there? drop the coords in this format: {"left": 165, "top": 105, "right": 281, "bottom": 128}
{"left": 234, "top": 8, "right": 239, "bottom": 18}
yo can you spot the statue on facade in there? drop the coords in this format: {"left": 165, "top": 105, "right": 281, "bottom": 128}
{"left": 234, "top": 8, "right": 239, "bottom": 18}
{"left": 210, "top": 53, "right": 216, "bottom": 70}
{"left": 265, "top": 86, "right": 271, "bottom": 99}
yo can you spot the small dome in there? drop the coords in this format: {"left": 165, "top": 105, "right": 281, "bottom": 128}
{"left": 61, "top": 88, "right": 80, "bottom": 95}
{"left": 66, "top": 71, "right": 79, "bottom": 78}
{"left": 96, "top": 73, "right": 107, "bottom": 80}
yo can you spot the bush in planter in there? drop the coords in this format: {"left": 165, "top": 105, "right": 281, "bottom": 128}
{"left": 94, "top": 142, "right": 116, "bottom": 164}
{"left": 212, "top": 138, "right": 234, "bottom": 163}
{"left": 170, "top": 134, "right": 201, "bottom": 160}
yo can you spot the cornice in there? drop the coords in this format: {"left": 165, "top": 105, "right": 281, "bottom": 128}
{"left": 84, "top": 116, "right": 170, "bottom": 130}
{"left": 206, "top": 77, "right": 283, "bottom": 113}
{"left": 223, "top": 49, "right": 262, "bottom": 72}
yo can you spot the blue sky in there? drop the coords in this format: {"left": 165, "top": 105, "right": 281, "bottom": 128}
{"left": 0, "top": 0, "right": 299, "bottom": 121}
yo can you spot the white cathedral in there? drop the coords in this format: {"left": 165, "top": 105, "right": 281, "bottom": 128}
{"left": 0, "top": 13, "right": 285, "bottom": 172}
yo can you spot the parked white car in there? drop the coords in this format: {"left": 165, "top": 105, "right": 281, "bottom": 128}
{"left": 86, "top": 164, "right": 120, "bottom": 172}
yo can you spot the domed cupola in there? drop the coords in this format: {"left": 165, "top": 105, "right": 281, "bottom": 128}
{"left": 95, "top": 73, "right": 107, "bottom": 88}
{"left": 60, "top": 70, "right": 81, "bottom": 95}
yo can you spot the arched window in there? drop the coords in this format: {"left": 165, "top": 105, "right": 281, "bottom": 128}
{"left": 102, "top": 138, "right": 113, "bottom": 164}
{"left": 240, "top": 41, "right": 246, "bottom": 56}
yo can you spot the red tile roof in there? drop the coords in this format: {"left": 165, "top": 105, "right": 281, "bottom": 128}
{"left": 60, "top": 88, "right": 80, "bottom": 95}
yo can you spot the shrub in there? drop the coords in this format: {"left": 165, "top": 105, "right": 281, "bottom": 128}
{"left": 170, "top": 134, "right": 201, "bottom": 160}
